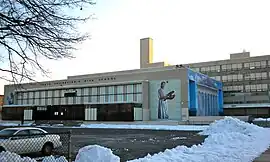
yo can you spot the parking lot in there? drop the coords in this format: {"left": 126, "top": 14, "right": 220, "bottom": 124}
{"left": 0, "top": 126, "right": 206, "bottom": 161}
{"left": 42, "top": 127, "right": 206, "bottom": 161}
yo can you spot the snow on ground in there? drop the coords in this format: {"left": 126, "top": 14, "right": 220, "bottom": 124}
{"left": 0, "top": 121, "right": 208, "bottom": 131}
{"left": 0, "top": 151, "right": 67, "bottom": 162}
{"left": 79, "top": 123, "right": 208, "bottom": 131}
{"left": 1, "top": 117, "right": 270, "bottom": 162}
{"left": 75, "top": 145, "right": 120, "bottom": 162}
{"left": 0, "top": 122, "right": 33, "bottom": 127}
{"left": 253, "top": 118, "right": 270, "bottom": 121}
{"left": 127, "top": 117, "right": 270, "bottom": 162}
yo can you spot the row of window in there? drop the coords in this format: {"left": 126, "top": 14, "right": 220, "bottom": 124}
{"left": 17, "top": 84, "right": 142, "bottom": 100}
{"left": 16, "top": 93, "right": 143, "bottom": 106}
{"left": 210, "top": 72, "right": 269, "bottom": 82}
{"left": 223, "top": 84, "right": 268, "bottom": 92}
{"left": 193, "top": 60, "right": 269, "bottom": 73}
{"left": 224, "top": 100, "right": 270, "bottom": 104}
{"left": 245, "top": 84, "right": 268, "bottom": 92}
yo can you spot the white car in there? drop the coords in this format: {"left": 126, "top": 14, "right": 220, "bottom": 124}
{"left": 0, "top": 127, "right": 62, "bottom": 155}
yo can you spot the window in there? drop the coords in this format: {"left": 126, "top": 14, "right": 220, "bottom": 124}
{"left": 221, "top": 65, "right": 227, "bottom": 71}
{"left": 222, "top": 75, "right": 228, "bottom": 82}
{"left": 244, "top": 74, "right": 250, "bottom": 80}
{"left": 237, "top": 63, "right": 242, "bottom": 69}
{"left": 261, "top": 61, "right": 267, "bottom": 68}
{"left": 251, "top": 84, "right": 256, "bottom": 91}
{"left": 16, "top": 130, "right": 30, "bottom": 136}
{"left": 223, "top": 86, "right": 228, "bottom": 91}
{"left": 239, "top": 85, "right": 244, "bottom": 91}
{"left": 226, "top": 64, "right": 232, "bottom": 71}
{"left": 262, "top": 72, "right": 267, "bottom": 79}
{"left": 30, "top": 129, "right": 45, "bottom": 135}
{"left": 232, "top": 64, "right": 237, "bottom": 70}
{"left": 215, "top": 65, "right": 220, "bottom": 71}
{"left": 0, "top": 130, "right": 17, "bottom": 136}
{"left": 256, "top": 84, "right": 262, "bottom": 91}
{"left": 232, "top": 86, "right": 238, "bottom": 91}
{"left": 238, "top": 74, "right": 243, "bottom": 81}
{"left": 250, "top": 73, "right": 255, "bottom": 80}
{"left": 227, "top": 75, "right": 232, "bottom": 81}
{"left": 205, "top": 67, "right": 210, "bottom": 72}
{"left": 255, "top": 62, "right": 261, "bottom": 68}
{"left": 201, "top": 67, "right": 206, "bottom": 72}
{"left": 245, "top": 85, "right": 250, "bottom": 92}
{"left": 262, "top": 84, "right": 268, "bottom": 91}
{"left": 215, "top": 76, "right": 221, "bottom": 81}
{"left": 210, "top": 66, "right": 215, "bottom": 72}
{"left": 255, "top": 73, "right": 262, "bottom": 80}
{"left": 244, "top": 63, "right": 249, "bottom": 68}
{"left": 249, "top": 62, "right": 255, "bottom": 69}
{"left": 232, "top": 75, "right": 237, "bottom": 81}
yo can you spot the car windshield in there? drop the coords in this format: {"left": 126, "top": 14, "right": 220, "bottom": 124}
{"left": 0, "top": 129, "right": 17, "bottom": 136}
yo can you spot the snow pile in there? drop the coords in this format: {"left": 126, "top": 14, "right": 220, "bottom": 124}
{"left": 80, "top": 123, "right": 208, "bottom": 131}
{"left": 0, "top": 151, "right": 36, "bottom": 162}
{"left": 128, "top": 117, "right": 270, "bottom": 162}
{"left": 253, "top": 118, "right": 270, "bottom": 122}
{"left": 75, "top": 145, "right": 120, "bottom": 162}
{"left": 0, "top": 151, "right": 68, "bottom": 162}
{"left": 199, "top": 116, "right": 264, "bottom": 135}
{"left": 42, "top": 156, "right": 68, "bottom": 162}
{"left": 0, "top": 122, "right": 33, "bottom": 126}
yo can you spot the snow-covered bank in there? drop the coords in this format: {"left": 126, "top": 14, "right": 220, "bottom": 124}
{"left": 0, "top": 151, "right": 67, "bottom": 162}
{"left": 253, "top": 118, "right": 270, "bottom": 122}
{"left": 75, "top": 145, "right": 120, "bottom": 162}
{"left": 0, "top": 121, "right": 208, "bottom": 131}
{"left": 0, "top": 122, "right": 33, "bottom": 127}
{"left": 79, "top": 123, "right": 208, "bottom": 131}
{"left": 128, "top": 117, "right": 270, "bottom": 162}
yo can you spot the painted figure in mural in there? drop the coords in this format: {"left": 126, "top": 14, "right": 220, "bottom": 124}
{"left": 7, "top": 92, "right": 14, "bottom": 105}
{"left": 157, "top": 81, "right": 176, "bottom": 119}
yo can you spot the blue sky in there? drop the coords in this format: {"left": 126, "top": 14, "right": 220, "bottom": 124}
{"left": 2, "top": 0, "right": 270, "bottom": 93}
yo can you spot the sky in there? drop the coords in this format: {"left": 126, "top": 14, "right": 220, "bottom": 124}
{"left": 1, "top": 0, "right": 270, "bottom": 93}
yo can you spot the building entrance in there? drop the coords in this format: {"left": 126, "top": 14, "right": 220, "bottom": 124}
{"left": 97, "top": 103, "right": 134, "bottom": 121}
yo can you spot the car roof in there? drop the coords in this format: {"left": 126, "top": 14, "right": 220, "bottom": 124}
{"left": 2, "top": 127, "right": 46, "bottom": 132}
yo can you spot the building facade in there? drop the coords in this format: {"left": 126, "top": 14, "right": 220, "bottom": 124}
{"left": 187, "top": 52, "right": 270, "bottom": 117}
{"left": 2, "top": 38, "right": 223, "bottom": 122}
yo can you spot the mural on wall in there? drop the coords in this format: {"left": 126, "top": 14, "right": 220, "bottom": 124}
{"left": 188, "top": 69, "right": 222, "bottom": 89}
{"left": 149, "top": 79, "right": 181, "bottom": 120}
{"left": 6, "top": 92, "right": 14, "bottom": 105}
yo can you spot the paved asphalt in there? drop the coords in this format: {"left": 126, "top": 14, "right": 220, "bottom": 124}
{"left": 0, "top": 126, "right": 206, "bottom": 162}
{"left": 43, "top": 127, "right": 206, "bottom": 162}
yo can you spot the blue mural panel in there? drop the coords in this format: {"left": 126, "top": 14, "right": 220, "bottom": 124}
{"left": 187, "top": 69, "right": 222, "bottom": 89}
{"left": 187, "top": 68, "right": 223, "bottom": 116}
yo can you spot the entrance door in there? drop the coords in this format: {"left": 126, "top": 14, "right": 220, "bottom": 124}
{"left": 85, "top": 106, "right": 97, "bottom": 121}
{"left": 134, "top": 107, "right": 142, "bottom": 121}
{"left": 24, "top": 109, "right": 33, "bottom": 121}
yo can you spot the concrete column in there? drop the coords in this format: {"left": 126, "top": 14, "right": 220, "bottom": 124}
{"left": 141, "top": 81, "right": 150, "bottom": 121}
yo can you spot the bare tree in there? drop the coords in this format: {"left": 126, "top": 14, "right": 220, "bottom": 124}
{"left": 0, "top": 0, "right": 95, "bottom": 83}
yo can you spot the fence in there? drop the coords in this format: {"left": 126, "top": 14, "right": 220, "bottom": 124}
{"left": 0, "top": 131, "right": 72, "bottom": 162}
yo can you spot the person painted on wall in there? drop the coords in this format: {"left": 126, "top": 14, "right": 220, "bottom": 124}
{"left": 158, "top": 81, "right": 176, "bottom": 119}
{"left": 7, "top": 92, "right": 14, "bottom": 105}
{"left": 158, "top": 81, "right": 169, "bottom": 119}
